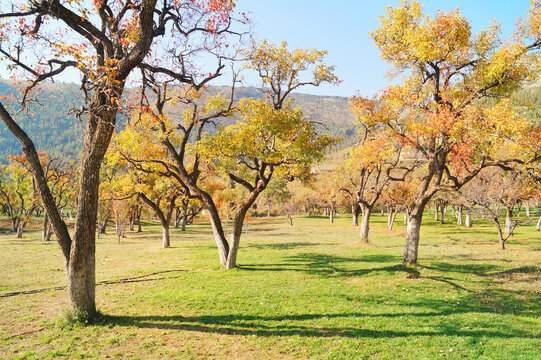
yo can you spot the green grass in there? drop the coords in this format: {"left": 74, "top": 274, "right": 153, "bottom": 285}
{"left": 0, "top": 212, "right": 540, "bottom": 359}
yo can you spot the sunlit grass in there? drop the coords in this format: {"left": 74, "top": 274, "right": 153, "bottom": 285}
{"left": 0, "top": 212, "right": 539, "bottom": 359}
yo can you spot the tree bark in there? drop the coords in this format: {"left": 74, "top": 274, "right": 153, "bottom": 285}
{"left": 329, "top": 205, "right": 335, "bottom": 223}
{"left": 162, "top": 223, "right": 171, "bottom": 248}
{"left": 352, "top": 203, "right": 359, "bottom": 226}
{"left": 536, "top": 216, "right": 541, "bottom": 231}
{"left": 525, "top": 203, "right": 531, "bottom": 218}
{"left": 456, "top": 206, "right": 463, "bottom": 226}
{"left": 403, "top": 206, "right": 423, "bottom": 267}
{"left": 359, "top": 204, "right": 371, "bottom": 242}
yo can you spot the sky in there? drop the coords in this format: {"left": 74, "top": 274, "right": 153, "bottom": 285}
{"left": 0, "top": 1, "right": 535, "bottom": 98}
{"left": 232, "top": 0, "right": 534, "bottom": 97}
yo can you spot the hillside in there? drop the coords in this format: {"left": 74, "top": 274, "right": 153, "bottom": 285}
{"left": 0, "top": 80, "right": 357, "bottom": 161}
{"left": 0, "top": 81, "right": 85, "bottom": 161}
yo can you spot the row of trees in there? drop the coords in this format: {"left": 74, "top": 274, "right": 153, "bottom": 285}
{"left": 0, "top": 0, "right": 339, "bottom": 318}
{"left": 0, "top": 0, "right": 539, "bottom": 321}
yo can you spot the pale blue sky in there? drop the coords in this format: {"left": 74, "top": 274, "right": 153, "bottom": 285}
{"left": 234, "top": 0, "right": 533, "bottom": 97}
{"left": 0, "top": 1, "right": 533, "bottom": 98}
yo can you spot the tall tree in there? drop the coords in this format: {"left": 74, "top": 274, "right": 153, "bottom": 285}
{"left": 0, "top": 0, "right": 240, "bottom": 318}
{"left": 352, "top": 0, "right": 541, "bottom": 267}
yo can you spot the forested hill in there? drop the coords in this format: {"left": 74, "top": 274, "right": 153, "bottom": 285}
{"left": 0, "top": 80, "right": 357, "bottom": 162}
{"left": 0, "top": 80, "right": 85, "bottom": 161}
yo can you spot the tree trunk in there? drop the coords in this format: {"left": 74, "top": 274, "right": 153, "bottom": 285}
{"left": 360, "top": 204, "right": 371, "bottom": 242}
{"left": 456, "top": 206, "right": 463, "bottom": 226}
{"left": 403, "top": 207, "right": 423, "bottom": 267}
{"left": 99, "top": 220, "right": 107, "bottom": 234}
{"left": 16, "top": 225, "right": 24, "bottom": 238}
{"left": 225, "top": 191, "right": 261, "bottom": 269}
{"left": 128, "top": 211, "right": 135, "bottom": 231}
{"left": 434, "top": 205, "right": 439, "bottom": 221}
{"left": 492, "top": 217, "right": 506, "bottom": 250}
{"left": 388, "top": 209, "right": 397, "bottom": 231}
{"left": 352, "top": 203, "right": 359, "bottom": 226}
{"left": 504, "top": 207, "right": 514, "bottom": 236}
{"left": 267, "top": 202, "right": 271, "bottom": 217}
{"left": 525, "top": 203, "right": 531, "bottom": 218}
{"left": 115, "top": 217, "right": 122, "bottom": 243}
{"left": 68, "top": 157, "right": 101, "bottom": 317}
{"left": 465, "top": 212, "right": 472, "bottom": 228}
{"left": 181, "top": 200, "right": 189, "bottom": 231}
{"left": 16, "top": 207, "right": 37, "bottom": 238}
{"left": 286, "top": 214, "right": 293, "bottom": 226}
{"left": 536, "top": 216, "right": 541, "bottom": 231}
{"left": 329, "top": 206, "right": 335, "bottom": 223}
{"left": 43, "top": 213, "right": 51, "bottom": 241}
{"left": 206, "top": 206, "right": 229, "bottom": 266}
{"left": 136, "top": 208, "right": 142, "bottom": 233}
{"left": 404, "top": 209, "right": 408, "bottom": 225}
{"left": 162, "top": 223, "right": 170, "bottom": 248}
{"left": 440, "top": 205, "right": 445, "bottom": 224}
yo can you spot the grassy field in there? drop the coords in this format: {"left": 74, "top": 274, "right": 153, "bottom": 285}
{"left": 0, "top": 212, "right": 540, "bottom": 359}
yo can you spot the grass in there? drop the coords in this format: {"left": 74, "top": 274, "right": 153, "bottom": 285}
{"left": 0, "top": 212, "right": 540, "bottom": 359}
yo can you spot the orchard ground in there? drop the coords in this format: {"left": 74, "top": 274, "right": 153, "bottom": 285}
{"left": 0, "top": 212, "right": 540, "bottom": 360}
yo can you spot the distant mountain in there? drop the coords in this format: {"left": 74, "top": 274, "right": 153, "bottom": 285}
{"left": 0, "top": 80, "right": 357, "bottom": 162}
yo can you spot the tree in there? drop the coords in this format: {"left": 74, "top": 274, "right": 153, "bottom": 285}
{"left": 114, "top": 40, "right": 337, "bottom": 269}
{"left": 0, "top": 156, "right": 38, "bottom": 237}
{"left": 343, "top": 130, "right": 411, "bottom": 242}
{"left": 0, "top": 0, "right": 240, "bottom": 317}
{"left": 259, "top": 178, "right": 291, "bottom": 217}
{"left": 351, "top": 0, "right": 541, "bottom": 266}
{"left": 381, "top": 180, "right": 416, "bottom": 231}
{"left": 461, "top": 168, "right": 521, "bottom": 249}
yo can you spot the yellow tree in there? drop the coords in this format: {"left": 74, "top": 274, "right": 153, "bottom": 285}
{"left": 344, "top": 130, "right": 412, "bottom": 242}
{"left": 351, "top": 0, "right": 541, "bottom": 266}
{"left": 114, "top": 40, "right": 337, "bottom": 269}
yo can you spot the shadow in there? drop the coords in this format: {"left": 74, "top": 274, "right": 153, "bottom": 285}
{"left": 423, "top": 262, "right": 503, "bottom": 275}
{"left": 0, "top": 269, "right": 188, "bottom": 298}
{"left": 101, "top": 287, "right": 540, "bottom": 339}
{"left": 245, "top": 242, "right": 321, "bottom": 250}
{"left": 238, "top": 253, "right": 411, "bottom": 278}
{"left": 422, "top": 276, "right": 473, "bottom": 292}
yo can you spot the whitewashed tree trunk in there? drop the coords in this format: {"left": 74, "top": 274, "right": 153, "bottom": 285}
{"left": 465, "top": 212, "right": 472, "bottom": 228}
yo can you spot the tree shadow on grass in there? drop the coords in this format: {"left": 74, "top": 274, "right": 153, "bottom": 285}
{"left": 244, "top": 242, "right": 321, "bottom": 250}
{"left": 238, "top": 253, "right": 414, "bottom": 278}
{"left": 102, "top": 287, "right": 539, "bottom": 339}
